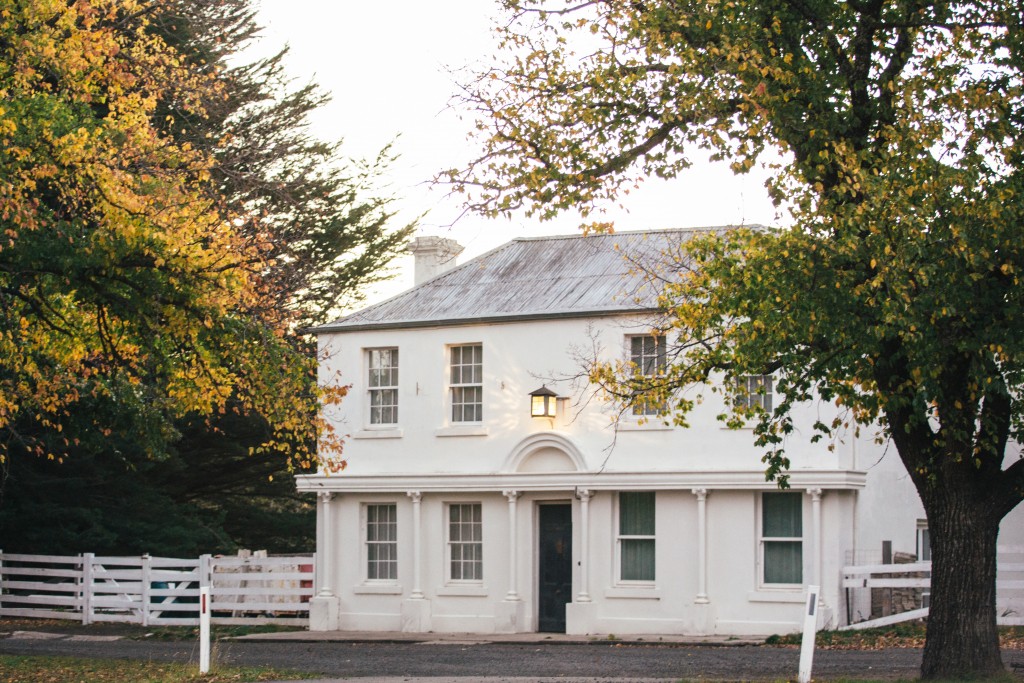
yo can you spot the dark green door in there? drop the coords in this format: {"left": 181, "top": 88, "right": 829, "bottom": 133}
{"left": 538, "top": 503, "right": 572, "bottom": 633}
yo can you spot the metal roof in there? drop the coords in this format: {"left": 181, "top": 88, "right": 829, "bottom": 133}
{"left": 315, "top": 227, "right": 742, "bottom": 333}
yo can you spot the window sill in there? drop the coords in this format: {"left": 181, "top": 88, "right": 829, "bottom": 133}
{"left": 604, "top": 585, "right": 661, "bottom": 600}
{"left": 747, "top": 590, "right": 805, "bottom": 603}
{"left": 436, "top": 584, "right": 489, "bottom": 597}
{"left": 435, "top": 425, "right": 489, "bottom": 437}
{"left": 617, "top": 421, "right": 673, "bottom": 432}
{"left": 354, "top": 429, "right": 404, "bottom": 439}
{"left": 354, "top": 583, "right": 403, "bottom": 595}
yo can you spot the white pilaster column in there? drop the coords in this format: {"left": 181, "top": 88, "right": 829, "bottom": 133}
{"left": 407, "top": 491, "right": 424, "bottom": 599}
{"left": 808, "top": 488, "right": 823, "bottom": 597}
{"left": 503, "top": 490, "right": 521, "bottom": 601}
{"left": 576, "top": 489, "right": 592, "bottom": 602}
{"left": 317, "top": 492, "right": 335, "bottom": 597}
{"left": 692, "top": 488, "right": 710, "bottom": 604}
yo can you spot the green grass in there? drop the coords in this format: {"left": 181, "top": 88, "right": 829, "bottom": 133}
{"left": 0, "top": 655, "right": 317, "bottom": 682}
{"left": 127, "top": 623, "right": 307, "bottom": 641}
{"left": 766, "top": 622, "right": 1024, "bottom": 649}
{"left": 0, "top": 618, "right": 306, "bottom": 642}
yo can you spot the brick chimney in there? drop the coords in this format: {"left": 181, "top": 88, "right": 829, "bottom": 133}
{"left": 408, "top": 236, "right": 464, "bottom": 286}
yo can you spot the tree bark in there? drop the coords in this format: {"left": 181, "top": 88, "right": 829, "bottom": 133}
{"left": 921, "top": 491, "right": 1004, "bottom": 679}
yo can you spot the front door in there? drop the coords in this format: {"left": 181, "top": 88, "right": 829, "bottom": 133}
{"left": 538, "top": 503, "right": 572, "bottom": 633}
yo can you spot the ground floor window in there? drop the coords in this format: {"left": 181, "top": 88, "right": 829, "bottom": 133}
{"left": 448, "top": 502, "right": 483, "bottom": 581}
{"left": 618, "top": 492, "right": 655, "bottom": 582}
{"left": 365, "top": 503, "right": 397, "bottom": 581}
{"left": 761, "top": 492, "right": 802, "bottom": 585}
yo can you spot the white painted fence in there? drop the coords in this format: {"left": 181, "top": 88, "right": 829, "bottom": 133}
{"left": 841, "top": 545, "right": 1024, "bottom": 630}
{"left": 0, "top": 552, "right": 315, "bottom": 626}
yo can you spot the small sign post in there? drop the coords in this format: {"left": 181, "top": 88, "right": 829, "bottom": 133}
{"left": 199, "top": 586, "right": 211, "bottom": 674}
{"left": 798, "top": 585, "right": 820, "bottom": 683}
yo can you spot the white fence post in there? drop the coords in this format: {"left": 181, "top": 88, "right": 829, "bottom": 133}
{"left": 199, "top": 585, "right": 211, "bottom": 674}
{"left": 798, "top": 584, "right": 820, "bottom": 683}
{"left": 140, "top": 554, "right": 152, "bottom": 626}
{"left": 199, "top": 553, "right": 212, "bottom": 625}
{"left": 199, "top": 554, "right": 212, "bottom": 592}
{"left": 81, "top": 553, "right": 94, "bottom": 625}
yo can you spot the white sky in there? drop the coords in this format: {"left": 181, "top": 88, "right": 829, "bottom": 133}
{"left": 254, "top": 0, "right": 784, "bottom": 303}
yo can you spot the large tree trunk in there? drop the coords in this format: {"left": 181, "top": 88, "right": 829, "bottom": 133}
{"left": 921, "top": 493, "right": 1004, "bottom": 679}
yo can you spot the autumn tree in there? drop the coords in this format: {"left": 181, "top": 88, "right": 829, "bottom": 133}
{"left": 0, "top": 0, "right": 413, "bottom": 554}
{"left": 0, "top": 0, "right": 346, "bottom": 471}
{"left": 450, "top": 0, "right": 1024, "bottom": 678}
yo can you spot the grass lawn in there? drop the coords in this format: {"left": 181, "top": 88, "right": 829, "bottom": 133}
{"left": 0, "top": 654, "right": 316, "bottom": 682}
{"left": 766, "top": 622, "right": 1024, "bottom": 650}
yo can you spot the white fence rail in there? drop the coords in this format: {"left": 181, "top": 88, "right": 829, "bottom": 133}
{"left": 841, "top": 545, "right": 1024, "bottom": 630}
{"left": 0, "top": 552, "right": 315, "bottom": 626}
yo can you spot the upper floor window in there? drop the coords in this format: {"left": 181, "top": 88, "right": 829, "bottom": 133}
{"left": 368, "top": 348, "right": 399, "bottom": 425}
{"left": 618, "top": 491, "right": 656, "bottom": 582}
{"left": 450, "top": 344, "right": 482, "bottom": 423}
{"left": 628, "top": 335, "right": 666, "bottom": 416}
{"left": 761, "top": 492, "right": 802, "bottom": 585}
{"left": 734, "top": 375, "right": 773, "bottom": 413}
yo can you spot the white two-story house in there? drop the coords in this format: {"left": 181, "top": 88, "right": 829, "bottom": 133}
{"left": 298, "top": 228, "right": 1023, "bottom": 636}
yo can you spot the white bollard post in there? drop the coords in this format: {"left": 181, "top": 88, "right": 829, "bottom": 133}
{"left": 199, "top": 586, "right": 211, "bottom": 674}
{"left": 798, "top": 585, "right": 820, "bottom": 683}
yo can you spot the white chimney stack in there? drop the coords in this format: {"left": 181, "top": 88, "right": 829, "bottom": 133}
{"left": 408, "top": 236, "right": 464, "bottom": 286}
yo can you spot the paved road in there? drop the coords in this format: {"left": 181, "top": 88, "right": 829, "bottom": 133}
{"left": 6, "top": 633, "right": 1015, "bottom": 681}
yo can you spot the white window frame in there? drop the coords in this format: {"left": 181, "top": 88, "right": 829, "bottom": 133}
{"left": 449, "top": 344, "right": 483, "bottom": 424}
{"left": 446, "top": 502, "right": 483, "bottom": 583}
{"left": 626, "top": 335, "right": 666, "bottom": 416}
{"left": 367, "top": 348, "right": 399, "bottom": 426}
{"left": 917, "top": 519, "right": 931, "bottom": 608}
{"left": 759, "top": 491, "right": 803, "bottom": 588}
{"left": 916, "top": 519, "right": 931, "bottom": 562}
{"left": 363, "top": 503, "right": 398, "bottom": 583}
{"left": 615, "top": 491, "right": 656, "bottom": 585}
{"left": 734, "top": 374, "right": 774, "bottom": 412}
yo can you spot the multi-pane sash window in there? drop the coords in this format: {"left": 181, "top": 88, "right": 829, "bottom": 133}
{"left": 734, "top": 375, "right": 774, "bottom": 412}
{"left": 368, "top": 348, "right": 398, "bottom": 425}
{"left": 618, "top": 492, "right": 655, "bottom": 582}
{"left": 450, "top": 344, "right": 482, "bottom": 423}
{"left": 366, "top": 503, "right": 397, "bottom": 581}
{"left": 761, "top": 492, "right": 802, "bottom": 585}
{"left": 917, "top": 520, "right": 931, "bottom": 562}
{"left": 628, "top": 335, "right": 666, "bottom": 416}
{"left": 448, "top": 503, "right": 483, "bottom": 581}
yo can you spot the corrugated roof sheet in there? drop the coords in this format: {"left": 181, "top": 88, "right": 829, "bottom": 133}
{"left": 315, "top": 227, "right": 739, "bottom": 332}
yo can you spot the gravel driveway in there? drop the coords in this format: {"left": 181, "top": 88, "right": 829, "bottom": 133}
{"left": 7, "top": 630, "right": 1022, "bottom": 681}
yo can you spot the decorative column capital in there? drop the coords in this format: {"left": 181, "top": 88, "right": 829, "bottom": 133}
{"left": 407, "top": 490, "right": 422, "bottom": 503}
{"left": 691, "top": 487, "right": 708, "bottom": 501}
{"left": 575, "top": 488, "right": 592, "bottom": 502}
{"left": 318, "top": 491, "right": 334, "bottom": 504}
{"left": 807, "top": 487, "right": 823, "bottom": 501}
{"left": 502, "top": 489, "right": 521, "bottom": 502}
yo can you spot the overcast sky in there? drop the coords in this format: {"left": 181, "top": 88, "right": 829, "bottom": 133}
{"left": 254, "top": 0, "right": 783, "bottom": 301}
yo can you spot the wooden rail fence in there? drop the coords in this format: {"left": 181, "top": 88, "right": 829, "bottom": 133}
{"left": 840, "top": 545, "right": 1024, "bottom": 630}
{"left": 0, "top": 552, "right": 315, "bottom": 626}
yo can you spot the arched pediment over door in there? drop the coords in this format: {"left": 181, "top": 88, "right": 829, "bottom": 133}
{"left": 502, "top": 432, "right": 587, "bottom": 473}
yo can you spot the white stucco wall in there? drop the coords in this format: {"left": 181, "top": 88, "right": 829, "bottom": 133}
{"left": 302, "top": 312, "right": 1024, "bottom": 636}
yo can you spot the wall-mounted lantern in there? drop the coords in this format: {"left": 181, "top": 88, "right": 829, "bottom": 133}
{"left": 529, "top": 385, "right": 558, "bottom": 418}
